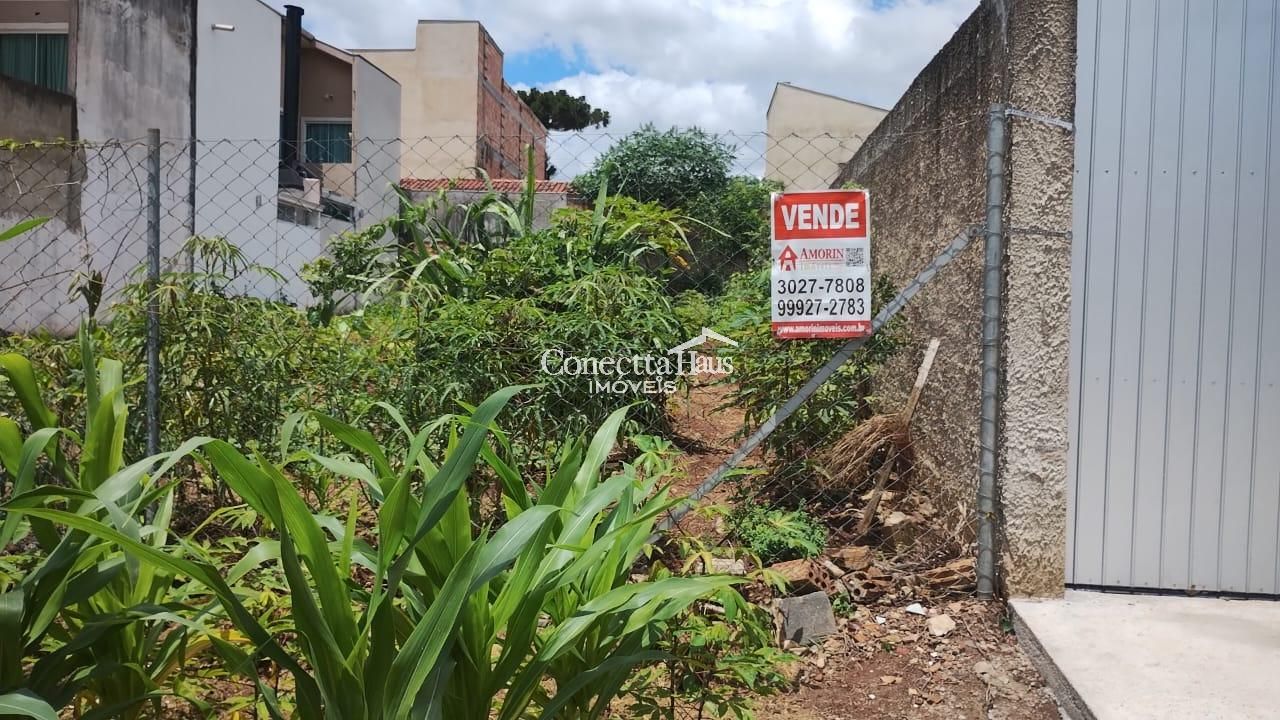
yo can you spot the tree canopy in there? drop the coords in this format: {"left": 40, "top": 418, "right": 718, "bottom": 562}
{"left": 572, "top": 125, "right": 736, "bottom": 208}
{"left": 517, "top": 88, "right": 611, "bottom": 131}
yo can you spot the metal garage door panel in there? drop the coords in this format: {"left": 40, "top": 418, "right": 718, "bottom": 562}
{"left": 1069, "top": 0, "right": 1280, "bottom": 594}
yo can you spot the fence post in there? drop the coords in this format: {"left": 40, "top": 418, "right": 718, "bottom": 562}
{"left": 146, "top": 129, "right": 162, "bottom": 458}
{"left": 977, "top": 104, "right": 1007, "bottom": 599}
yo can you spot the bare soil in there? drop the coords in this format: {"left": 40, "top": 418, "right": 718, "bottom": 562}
{"left": 665, "top": 380, "right": 1061, "bottom": 720}
{"left": 759, "top": 599, "right": 1059, "bottom": 720}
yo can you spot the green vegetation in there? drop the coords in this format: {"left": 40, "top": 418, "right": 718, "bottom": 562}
{"left": 516, "top": 88, "right": 610, "bottom": 131}
{"left": 573, "top": 125, "right": 736, "bottom": 208}
{"left": 0, "top": 136, "right": 905, "bottom": 717}
{"left": 1, "top": 332, "right": 738, "bottom": 718}
{"left": 730, "top": 506, "right": 829, "bottom": 565}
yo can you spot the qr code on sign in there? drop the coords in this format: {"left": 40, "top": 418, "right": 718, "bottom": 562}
{"left": 845, "top": 247, "right": 866, "bottom": 267}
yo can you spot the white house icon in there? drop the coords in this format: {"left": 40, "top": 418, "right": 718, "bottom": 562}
{"left": 667, "top": 327, "right": 739, "bottom": 354}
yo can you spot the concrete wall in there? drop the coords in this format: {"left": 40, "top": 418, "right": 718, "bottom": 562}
{"left": 834, "top": 0, "right": 1075, "bottom": 597}
{"left": 0, "top": 74, "right": 74, "bottom": 139}
{"left": 0, "top": 1, "right": 72, "bottom": 24}
{"left": 0, "top": 0, "right": 194, "bottom": 335}
{"left": 357, "top": 21, "right": 480, "bottom": 180}
{"left": 765, "top": 83, "right": 886, "bottom": 191}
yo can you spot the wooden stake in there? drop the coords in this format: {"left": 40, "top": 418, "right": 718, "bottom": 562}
{"left": 854, "top": 338, "right": 940, "bottom": 538}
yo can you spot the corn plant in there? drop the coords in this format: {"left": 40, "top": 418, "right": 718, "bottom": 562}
{"left": 0, "top": 328, "right": 217, "bottom": 719}
{"left": 12, "top": 387, "right": 734, "bottom": 718}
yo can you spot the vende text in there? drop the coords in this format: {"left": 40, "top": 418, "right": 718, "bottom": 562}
{"left": 772, "top": 190, "right": 869, "bottom": 240}
{"left": 779, "top": 202, "right": 862, "bottom": 232}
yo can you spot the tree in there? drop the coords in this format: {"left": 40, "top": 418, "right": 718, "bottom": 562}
{"left": 517, "top": 88, "right": 610, "bottom": 131}
{"left": 572, "top": 125, "right": 736, "bottom": 208}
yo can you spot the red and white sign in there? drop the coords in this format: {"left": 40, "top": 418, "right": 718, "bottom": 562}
{"left": 770, "top": 189, "right": 872, "bottom": 339}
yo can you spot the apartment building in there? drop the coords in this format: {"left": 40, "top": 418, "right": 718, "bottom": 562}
{"left": 356, "top": 21, "right": 548, "bottom": 182}
{"left": 765, "top": 82, "right": 887, "bottom": 191}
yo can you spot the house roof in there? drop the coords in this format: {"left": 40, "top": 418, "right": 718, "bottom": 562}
{"left": 401, "top": 178, "right": 574, "bottom": 194}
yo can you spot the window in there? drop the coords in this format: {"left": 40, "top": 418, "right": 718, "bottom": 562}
{"left": 277, "top": 201, "right": 318, "bottom": 228}
{"left": 303, "top": 121, "right": 352, "bottom": 164}
{"left": 0, "top": 33, "right": 69, "bottom": 93}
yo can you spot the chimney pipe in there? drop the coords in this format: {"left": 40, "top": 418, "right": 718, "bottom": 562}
{"left": 281, "top": 4, "right": 304, "bottom": 180}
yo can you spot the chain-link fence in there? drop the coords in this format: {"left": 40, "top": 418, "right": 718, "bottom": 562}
{"left": 0, "top": 129, "right": 993, "bottom": 602}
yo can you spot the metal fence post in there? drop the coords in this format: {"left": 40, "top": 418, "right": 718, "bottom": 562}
{"left": 977, "top": 104, "right": 1007, "bottom": 599}
{"left": 146, "top": 129, "right": 162, "bottom": 457}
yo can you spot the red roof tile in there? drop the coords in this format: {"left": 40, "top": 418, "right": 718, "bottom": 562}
{"left": 401, "top": 177, "right": 574, "bottom": 194}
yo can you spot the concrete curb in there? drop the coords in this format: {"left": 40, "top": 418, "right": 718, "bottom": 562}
{"left": 1008, "top": 600, "right": 1095, "bottom": 720}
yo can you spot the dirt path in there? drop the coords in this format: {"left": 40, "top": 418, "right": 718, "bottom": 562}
{"left": 665, "top": 378, "right": 755, "bottom": 539}
{"left": 663, "top": 382, "right": 1061, "bottom": 720}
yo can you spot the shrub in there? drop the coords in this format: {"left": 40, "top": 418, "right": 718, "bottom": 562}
{"left": 731, "top": 506, "right": 828, "bottom": 565}
{"left": 574, "top": 126, "right": 735, "bottom": 208}
{"left": 627, "top": 585, "right": 793, "bottom": 719}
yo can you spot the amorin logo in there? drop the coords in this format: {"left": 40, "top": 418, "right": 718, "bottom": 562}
{"left": 778, "top": 245, "right": 799, "bottom": 271}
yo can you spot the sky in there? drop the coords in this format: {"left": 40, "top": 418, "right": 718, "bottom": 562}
{"left": 270, "top": 0, "right": 976, "bottom": 175}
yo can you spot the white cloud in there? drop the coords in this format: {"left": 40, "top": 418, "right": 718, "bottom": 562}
{"left": 269, "top": 0, "right": 975, "bottom": 174}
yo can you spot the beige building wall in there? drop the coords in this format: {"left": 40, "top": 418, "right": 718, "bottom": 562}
{"left": 300, "top": 45, "right": 356, "bottom": 199}
{"left": 356, "top": 21, "right": 481, "bottom": 179}
{"left": 765, "top": 83, "right": 886, "bottom": 191}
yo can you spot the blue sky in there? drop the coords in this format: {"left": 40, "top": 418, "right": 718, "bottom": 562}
{"left": 504, "top": 46, "right": 591, "bottom": 88}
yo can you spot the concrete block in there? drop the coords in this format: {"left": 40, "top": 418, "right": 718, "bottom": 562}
{"left": 777, "top": 591, "right": 838, "bottom": 645}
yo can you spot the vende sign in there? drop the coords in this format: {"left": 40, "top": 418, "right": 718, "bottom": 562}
{"left": 774, "top": 194, "right": 866, "bottom": 238}
{"left": 770, "top": 189, "right": 872, "bottom": 340}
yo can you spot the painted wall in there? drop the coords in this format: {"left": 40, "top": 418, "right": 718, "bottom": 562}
{"left": 195, "top": 0, "right": 282, "bottom": 298}
{"left": 300, "top": 47, "right": 356, "bottom": 199}
{"left": 353, "top": 56, "right": 402, "bottom": 229}
{"left": 834, "top": 0, "right": 1076, "bottom": 597}
{"left": 765, "top": 84, "right": 886, "bottom": 191}
{"left": 357, "top": 22, "right": 480, "bottom": 180}
{"left": 1068, "top": 0, "right": 1280, "bottom": 595}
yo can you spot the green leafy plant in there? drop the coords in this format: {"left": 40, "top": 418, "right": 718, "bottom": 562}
{"left": 574, "top": 126, "right": 736, "bottom": 208}
{"left": 628, "top": 586, "right": 793, "bottom": 720}
{"left": 0, "top": 327, "right": 217, "bottom": 719}
{"left": 716, "top": 268, "right": 904, "bottom": 463}
{"left": 730, "top": 506, "right": 828, "bottom": 565}
{"left": 10, "top": 388, "right": 737, "bottom": 719}
{"left": 0, "top": 217, "right": 49, "bottom": 243}
{"left": 301, "top": 229, "right": 392, "bottom": 325}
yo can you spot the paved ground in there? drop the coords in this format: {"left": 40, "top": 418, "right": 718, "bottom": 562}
{"left": 1011, "top": 590, "right": 1280, "bottom": 720}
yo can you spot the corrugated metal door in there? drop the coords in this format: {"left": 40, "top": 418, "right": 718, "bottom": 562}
{"left": 1068, "top": 0, "right": 1280, "bottom": 594}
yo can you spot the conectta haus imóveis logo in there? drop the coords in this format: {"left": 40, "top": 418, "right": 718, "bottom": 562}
{"left": 540, "top": 327, "right": 737, "bottom": 395}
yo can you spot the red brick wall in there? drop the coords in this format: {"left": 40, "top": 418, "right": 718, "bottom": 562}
{"left": 476, "top": 28, "right": 547, "bottom": 180}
